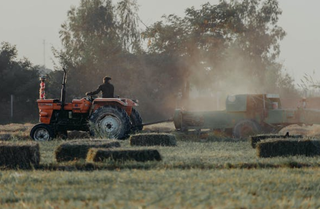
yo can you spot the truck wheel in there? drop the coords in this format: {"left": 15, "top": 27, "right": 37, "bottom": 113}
{"left": 130, "top": 108, "right": 143, "bottom": 132}
{"left": 224, "top": 128, "right": 233, "bottom": 136}
{"left": 233, "top": 120, "right": 261, "bottom": 139}
{"left": 30, "top": 124, "right": 55, "bottom": 141}
{"left": 90, "top": 106, "right": 131, "bottom": 140}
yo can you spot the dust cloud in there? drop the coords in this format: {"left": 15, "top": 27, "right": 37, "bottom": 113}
{"left": 167, "top": 47, "right": 281, "bottom": 112}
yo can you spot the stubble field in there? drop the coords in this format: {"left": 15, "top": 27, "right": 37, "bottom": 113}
{"left": 1, "top": 123, "right": 320, "bottom": 208}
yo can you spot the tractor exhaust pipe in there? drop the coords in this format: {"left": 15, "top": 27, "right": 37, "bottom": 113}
{"left": 60, "top": 68, "right": 67, "bottom": 110}
{"left": 39, "top": 75, "right": 46, "bottom": 100}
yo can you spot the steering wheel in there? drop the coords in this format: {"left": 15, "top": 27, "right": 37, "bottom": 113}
{"left": 85, "top": 95, "right": 96, "bottom": 102}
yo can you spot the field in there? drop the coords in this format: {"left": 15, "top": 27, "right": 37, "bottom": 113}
{"left": 1, "top": 123, "right": 320, "bottom": 208}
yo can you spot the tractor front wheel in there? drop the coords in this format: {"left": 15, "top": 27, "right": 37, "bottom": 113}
{"left": 30, "top": 124, "right": 55, "bottom": 141}
{"left": 233, "top": 120, "right": 261, "bottom": 139}
{"left": 89, "top": 106, "right": 131, "bottom": 140}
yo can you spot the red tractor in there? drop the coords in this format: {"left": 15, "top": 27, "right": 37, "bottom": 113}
{"left": 30, "top": 69, "right": 143, "bottom": 141}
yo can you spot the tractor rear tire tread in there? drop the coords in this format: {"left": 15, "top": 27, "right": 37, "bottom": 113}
{"left": 89, "top": 106, "right": 131, "bottom": 140}
{"left": 130, "top": 108, "right": 143, "bottom": 132}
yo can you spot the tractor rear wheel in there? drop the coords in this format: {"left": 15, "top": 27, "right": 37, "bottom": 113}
{"left": 30, "top": 124, "right": 55, "bottom": 141}
{"left": 233, "top": 120, "right": 261, "bottom": 139}
{"left": 89, "top": 106, "right": 131, "bottom": 140}
{"left": 130, "top": 108, "right": 143, "bottom": 132}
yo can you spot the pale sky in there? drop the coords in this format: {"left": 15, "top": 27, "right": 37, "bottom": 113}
{"left": 0, "top": 0, "right": 319, "bottom": 84}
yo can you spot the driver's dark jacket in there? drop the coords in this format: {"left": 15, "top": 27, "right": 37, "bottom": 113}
{"left": 88, "top": 82, "right": 114, "bottom": 98}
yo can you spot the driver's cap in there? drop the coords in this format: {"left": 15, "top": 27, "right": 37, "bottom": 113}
{"left": 103, "top": 76, "right": 111, "bottom": 82}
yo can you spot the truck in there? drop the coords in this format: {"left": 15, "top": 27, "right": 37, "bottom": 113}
{"left": 173, "top": 94, "right": 320, "bottom": 138}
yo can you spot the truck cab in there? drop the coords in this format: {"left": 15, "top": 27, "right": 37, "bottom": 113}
{"left": 226, "top": 94, "right": 281, "bottom": 112}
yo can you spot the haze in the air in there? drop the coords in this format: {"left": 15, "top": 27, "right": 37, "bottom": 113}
{"left": 0, "top": 0, "right": 319, "bottom": 83}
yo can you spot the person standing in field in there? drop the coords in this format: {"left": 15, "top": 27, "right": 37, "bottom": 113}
{"left": 86, "top": 76, "right": 114, "bottom": 98}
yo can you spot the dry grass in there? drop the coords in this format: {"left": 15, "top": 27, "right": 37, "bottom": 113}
{"left": 143, "top": 122, "right": 175, "bottom": 133}
{"left": 86, "top": 148, "right": 162, "bottom": 162}
{"left": 55, "top": 140, "right": 121, "bottom": 162}
{"left": 0, "top": 123, "right": 91, "bottom": 140}
{"left": 67, "top": 131, "right": 90, "bottom": 139}
{"left": 0, "top": 123, "right": 33, "bottom": 141}
{"left": 0, "top": 123, "right": 33, "bottom": 133}
{"left": 130, "top": 133, "right": 177, "bottom": 146}
{"left": 280, "top": 124, "right": 320, "bottom": 136}
{"left": 308, "top": 125, "right": 320, "bottom": 137}
{"left": 257, "top": 138, "right": 320, "bottom": 158}
{"left": 0, "top": 141, "right": 40, "bottom": 169}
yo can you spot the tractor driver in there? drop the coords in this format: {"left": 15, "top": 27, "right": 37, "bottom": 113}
{"left": 86, "top": 76, "right": 114, "bottom": 98}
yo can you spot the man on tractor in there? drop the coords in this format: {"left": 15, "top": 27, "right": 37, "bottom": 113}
{"left": 86, "top": 76, "right": 114, "bottom": 98}
{"left": 31, "top": 70, "right": 143, "bottom": 141}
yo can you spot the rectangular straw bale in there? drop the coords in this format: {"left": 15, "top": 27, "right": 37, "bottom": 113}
{"left": 257, "top": 139, "right": 320, "bottom": 158}
{"left": 86, "top": 148, "right": 162, "bottom": 162}
{"left": 130, "top": 133, "right": 177, "bottom": 146}
{"left": 0, "top": 134, "right": 11, "bottom": 141}
{"left": 251, "top": 134, "right": 303, "bottom": 148}
{"left": 0, "top": 141, "right": 40, "bottom": 169}
{"left": 55, "top": 140, "right": 121, "bottom": 162}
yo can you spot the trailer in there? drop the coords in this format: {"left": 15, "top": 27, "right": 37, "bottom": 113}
{"left": 173, "top": 94, "right": 320, "bottom": 138}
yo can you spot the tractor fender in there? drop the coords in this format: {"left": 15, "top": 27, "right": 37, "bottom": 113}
{"left": 93, "top": 98, "right": 137, "bottom": 108}
{"left": 91, "top": 98, "right": 138, "bottom": 116}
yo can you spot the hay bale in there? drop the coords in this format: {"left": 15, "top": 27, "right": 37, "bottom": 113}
{"left": 0, "top": 141, "right": 40, "bottom": 169}
{"left": 55, "top": 140, "right": 121, "bottom": 162}
{"left": 0, "top": 134, "right": 11, "bottom": 141}
{"left": 257, "top": 139, "right": 320, "bottom": 158}
{"left": 130, "top": 133, "right": 177, "bottom": 146}
{"left": 250, "top": 134, "right": 303, "bottom": 148}
{"left": 86, "top": 148, "right": 162, "bottom": 162}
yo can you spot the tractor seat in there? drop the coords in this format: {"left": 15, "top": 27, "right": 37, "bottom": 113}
{"left": 72, "top": 99, "right": 83, "bottom": 104}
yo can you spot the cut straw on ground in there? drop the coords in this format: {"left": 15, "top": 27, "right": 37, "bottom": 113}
{"left": 130, "top": 133, "right": 177, "bottom": 146}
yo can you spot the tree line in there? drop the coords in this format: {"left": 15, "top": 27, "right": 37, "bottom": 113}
{"left": 0, "top": 0, "right": 300, "bottom": 124}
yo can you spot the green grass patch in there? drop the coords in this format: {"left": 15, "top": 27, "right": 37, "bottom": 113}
{"left": 1, "top": 169, "right": 320, "bottom": 208}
